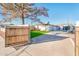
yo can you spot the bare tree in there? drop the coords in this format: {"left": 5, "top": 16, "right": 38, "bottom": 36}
{"left": 0, "top": 3, "right": 48, "bottom": 25}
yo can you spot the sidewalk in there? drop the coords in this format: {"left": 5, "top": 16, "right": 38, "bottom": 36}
{"left": 0, "top": 36, "right": 16, "bottom": 56}
{"left": 0, "top": 31, "right": 75, "bottom": 56}
{"left": 18, "top": 32, "right": 74, "bottom": 56}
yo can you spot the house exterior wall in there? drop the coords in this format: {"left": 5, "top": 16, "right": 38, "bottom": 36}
{"left": 39, "top": 25, "right": 46, "bottom": 31}
{"left": 48, "top": 26, "right": 61, "bottom": 31}
{"left": 34, "top": 25, "right": 64, "bottom": 31}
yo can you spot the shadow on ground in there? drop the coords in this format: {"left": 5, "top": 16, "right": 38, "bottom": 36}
{"left": 31, "top": 33, "right": 69, "bottom": 44}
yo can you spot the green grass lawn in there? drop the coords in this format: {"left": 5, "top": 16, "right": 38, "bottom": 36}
{"left": 30, "top": 30, "right": 48, "bottom": 38}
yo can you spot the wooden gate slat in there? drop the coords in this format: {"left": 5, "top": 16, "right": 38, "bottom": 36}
{"left": 5, "top": 25, "right": 30, "bottom": 47}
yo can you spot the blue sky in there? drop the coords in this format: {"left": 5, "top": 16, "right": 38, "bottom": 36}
{"left": 0, "top": 3, "right": 79, "bottom": 25}
{"left": 34, "top": 3, "right": 79, "bottom": 25}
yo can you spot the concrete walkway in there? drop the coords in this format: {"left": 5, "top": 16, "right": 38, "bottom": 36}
{"left": 0, "top": 31, "right": 75, "bottom": 56}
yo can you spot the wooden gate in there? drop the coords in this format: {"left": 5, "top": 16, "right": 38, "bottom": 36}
{"left": 5, "top": 25, "right": 30, "bottom": 47}
{"left": 75, "top": 26, "right": 79, "bottom": 56}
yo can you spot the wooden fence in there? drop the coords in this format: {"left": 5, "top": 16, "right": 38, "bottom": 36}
{"left": 75, "top": 26, "right": 79, "bottom": 56}
{"left": 5, "top": 25, "right": 30, "bottom": 47}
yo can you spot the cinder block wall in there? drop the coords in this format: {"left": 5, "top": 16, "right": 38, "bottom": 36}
{"left": 0, "top": 28, "right": 5, "bottom": 38}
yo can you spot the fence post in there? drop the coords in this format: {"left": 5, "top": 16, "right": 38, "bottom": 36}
{"left": 75, "top": 22, "right": 79, "bottom": 56}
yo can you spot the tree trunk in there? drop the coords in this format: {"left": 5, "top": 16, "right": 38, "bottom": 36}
{"left": 21, "top": 4, "right": 25, "bottom": 25}
{"left": 22, "top": 16, "right": 25, "bottom": 25}
{"left": 22, "top": 12, "right": 25, "bottom": 25}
